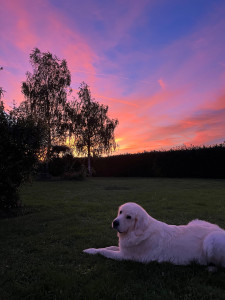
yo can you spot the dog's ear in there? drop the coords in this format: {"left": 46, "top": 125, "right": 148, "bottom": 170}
{"left": 134, "top": 214, "right": 149, "bottom": 236}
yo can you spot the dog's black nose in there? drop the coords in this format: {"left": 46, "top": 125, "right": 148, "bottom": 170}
{"left": 113, "top": 220, "right": 119, "bottom": 228}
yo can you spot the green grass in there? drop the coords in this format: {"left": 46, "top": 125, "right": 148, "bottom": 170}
{"left": 1, "top": 177, "right": 225, "bottom": 299}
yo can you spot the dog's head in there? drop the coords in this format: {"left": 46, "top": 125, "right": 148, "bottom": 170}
{"left": 112, "top": 202, "right": 150, "bottom": 236}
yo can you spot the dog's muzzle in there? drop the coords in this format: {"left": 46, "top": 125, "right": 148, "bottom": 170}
{"left": 112, "top": 219, "right": 119, "bottom": 229}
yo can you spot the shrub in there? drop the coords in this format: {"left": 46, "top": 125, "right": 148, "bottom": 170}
{"left": 0, "top": 102, "right": 45, "bottom": 210}
{"left": 48, "top": 154, "right": 86, "bottom": 180}
{"left": 49, "top": 157, "right": 65, "bottom": 176}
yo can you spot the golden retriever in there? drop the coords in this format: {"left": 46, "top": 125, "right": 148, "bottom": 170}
{"left": 83, "top": 202, "right": 225, "bottom": 267}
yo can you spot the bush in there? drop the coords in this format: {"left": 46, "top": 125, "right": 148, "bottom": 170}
{"left": 0, "top": 102, "right": 45, "bottom": 210}
{"left": 49, "top": 157, "right": 65, "bottom": 176}
{"left": 48, "top": 154, "right": 86, "bottom": 180}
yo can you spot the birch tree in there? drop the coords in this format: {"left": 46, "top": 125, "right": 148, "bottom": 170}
{"left": 21, "top": 48, "right": 72, "bottom": 161}
{"left": 73, "top": 82, "right": 118, "bottom": 175}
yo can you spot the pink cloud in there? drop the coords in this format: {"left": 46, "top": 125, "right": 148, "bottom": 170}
{"left": 0, "top": 1, "right": 39, "bottom": 52}
{"left": 0, "top": 0, "right": 98, "bottom": 107}
{"left": 147, "top": 92, "right": 225, "bottom": 149}
{"left": 158, "top": 79, "right": 166, "bottom": 90}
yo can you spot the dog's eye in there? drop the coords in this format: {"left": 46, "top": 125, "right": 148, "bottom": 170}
{"left": 126, "top": 215, "right": 131, "bottom": 219}
{"left": 120, "top": 211, "right": 122, "bottom": 214}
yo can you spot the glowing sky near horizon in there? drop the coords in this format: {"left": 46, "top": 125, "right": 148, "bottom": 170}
{"left": 1, "top": 0, "right": 225, "bottom": 154}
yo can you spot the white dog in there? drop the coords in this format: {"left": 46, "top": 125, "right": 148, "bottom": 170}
{"left": 83, "top": 202, "right": 225, "bottom": 267}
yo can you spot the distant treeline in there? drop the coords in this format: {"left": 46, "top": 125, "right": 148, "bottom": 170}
{"left": 90, "top": 144, "right": 225, "bottom": 178}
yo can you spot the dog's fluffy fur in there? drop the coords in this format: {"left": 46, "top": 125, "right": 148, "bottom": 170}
{"left": 83, "top": 202, "right": 225, "bottom": 267}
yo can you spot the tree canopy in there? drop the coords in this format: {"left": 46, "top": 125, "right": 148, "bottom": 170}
{"left": 72, "top": 82, "right": 119, "bottom": 175}
{"left": 21, "top": 48, "right": 72, "bottom": 160}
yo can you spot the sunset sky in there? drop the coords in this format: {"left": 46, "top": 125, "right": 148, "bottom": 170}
{"left": 1, "top": 0, "right": 225, "bottom": 154}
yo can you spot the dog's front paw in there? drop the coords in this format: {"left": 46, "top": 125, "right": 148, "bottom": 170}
{"left": 83, "top": 248, "right": 99, "bottom": 255}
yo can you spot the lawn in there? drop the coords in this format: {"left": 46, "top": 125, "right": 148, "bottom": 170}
{"left": 1, "top": 177, "right": 225, "bottom": 299}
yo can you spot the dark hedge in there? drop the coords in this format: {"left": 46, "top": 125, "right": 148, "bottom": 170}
{"left": 90, "top": 144, "right": 225, "bottom": 178}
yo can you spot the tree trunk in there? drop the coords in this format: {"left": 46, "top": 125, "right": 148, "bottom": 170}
{"left": 87, "top": 142, "right": 92, "bottom": 176}
{"left": 46, "top": 93, "right": 51, "bottom": 175}
{"left": 47, "top": 127, "right": 51, "bottom": 160}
